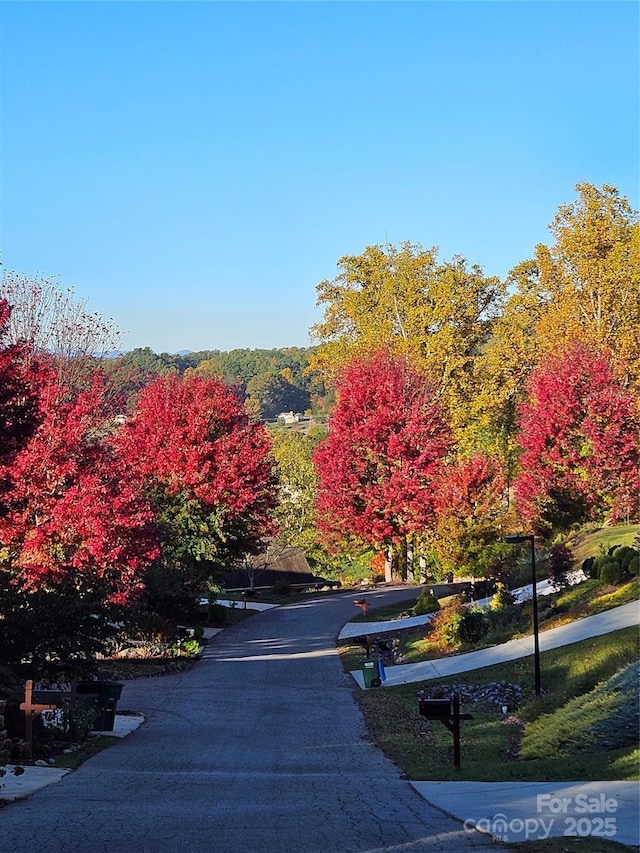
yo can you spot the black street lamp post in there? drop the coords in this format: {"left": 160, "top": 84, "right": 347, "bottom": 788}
{"left": 504, "top": 533, "right": 541, "bottom": 696}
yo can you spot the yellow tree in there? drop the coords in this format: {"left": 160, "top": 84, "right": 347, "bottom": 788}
{"left": 468, "top": 260, "right": 547, "bottom": 475}
{"left": 535, "top": 182, "right": 640, "bottom": 387}
{"left": 270, "top": 428, "right": 321, "bottom": 553}
{"left": 310, "top": 242, "right": 503, "bottom": 441}
{"left": 472, "top": 183, "right": 639, "bottom": 478}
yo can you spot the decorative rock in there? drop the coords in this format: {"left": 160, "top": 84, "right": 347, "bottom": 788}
{"left": 34, "top": 759, "right": 49, "bottom": 767}
{"left": 417, "top": 681, "right": 523, "bottom": 709}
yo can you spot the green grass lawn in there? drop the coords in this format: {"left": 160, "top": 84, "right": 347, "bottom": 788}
{"left": 51, "top": 735, "right": 117, "bottom": 770}
{"left": 570, "top": 525, "right": 639, "bottom": 566}
{"left": 348, "top": 626, "right": 639, "bottom": 784}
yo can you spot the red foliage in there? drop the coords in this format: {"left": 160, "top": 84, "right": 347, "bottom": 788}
{"left": 0, "top": 370, "right": 159, "bottom": 602}
{"left": 432, "top": 453, "right": 507, "bottom": 576}
{"left": 434, "top": 454, "right": 505, "bottom": 520}
{"left": 117, "top": 374, "right": 277, "bottom": 553}
{"left": 514, "top": 343, "right": 640, "bottom": 531}
{"left": 314, "top": 350, "right": 452, "bottom": 549}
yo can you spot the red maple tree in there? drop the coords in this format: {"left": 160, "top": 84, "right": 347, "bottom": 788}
{"left": 432, "top": 453, "right": 508, "bottom": 577}
{"left": 314, "top": 350, "right": 451, "bottom": 577}
{"left": 116, "top": 374, "right": 277, "bottom": 577}
{"left": 513, "top": 342, "right": 640, "bottom": 533}
{"left": 0, "top": 370, "right": 159, "bottom": 604}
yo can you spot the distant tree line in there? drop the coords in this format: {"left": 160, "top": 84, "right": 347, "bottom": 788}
{"left": 107, "top": 346, "right": 332, "bottom": 420}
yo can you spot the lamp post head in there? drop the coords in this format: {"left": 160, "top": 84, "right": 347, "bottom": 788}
{"left": 503, "top": 534, "right": 534, "bottom": 544}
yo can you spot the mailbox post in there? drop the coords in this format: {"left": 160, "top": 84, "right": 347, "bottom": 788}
{"left": 20, "top": 680, "right": 59, "bottom": 759}
{"left": 418, "top": 693, "right": 473, "bottom": 769}
{"left": 353, "top": 597, "right": 372, "bottom": 659}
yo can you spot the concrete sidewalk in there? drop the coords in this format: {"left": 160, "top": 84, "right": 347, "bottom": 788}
{"left": 411, "top": 780, "right": 639, "bottom": 847}
{"left": 348, "top": 600, "right": 639, "bottom": 688}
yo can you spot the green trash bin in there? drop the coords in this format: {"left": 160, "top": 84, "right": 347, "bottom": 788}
{"left": 361, "top": 656, "right": 382, "bottom": 688}
{"left": 77, "top": 681, "right": 124, "bottom": 731}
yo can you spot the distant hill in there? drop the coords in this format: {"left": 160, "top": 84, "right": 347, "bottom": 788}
{"left": 104, "top": 345, "right": 334, "bottom": 419}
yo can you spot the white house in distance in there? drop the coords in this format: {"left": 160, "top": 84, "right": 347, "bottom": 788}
{"left": 277, "top": 411, "right": 303, "bottom": 424}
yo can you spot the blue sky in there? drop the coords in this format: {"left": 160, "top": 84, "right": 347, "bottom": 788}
{"left": 1, "top": 1, "right": 638, "bottom": 354}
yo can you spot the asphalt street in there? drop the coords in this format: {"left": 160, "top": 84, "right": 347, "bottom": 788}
{"left": 1, "top": 587, "right": 502, "bottom": 853}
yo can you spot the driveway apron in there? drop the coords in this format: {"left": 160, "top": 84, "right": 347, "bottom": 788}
{"left": 1, "top": 589, "right": 501, "bottom": 853}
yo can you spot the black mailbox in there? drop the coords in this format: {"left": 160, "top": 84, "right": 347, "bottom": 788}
{"left": 419, "top": 698, "right": 453, "bottom": 719}
{"left": 417, "top": 692, "right": 473, "bottom": 769}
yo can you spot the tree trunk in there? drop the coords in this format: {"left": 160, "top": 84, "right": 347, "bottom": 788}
{"left": 419, "top": 552, "right": 427, "bottom": 584}
{"left": 406, "top": 538, "right": 414, "bottom": 582}
{"left": 384, "top": 544, "right": 393, "bottom": 583}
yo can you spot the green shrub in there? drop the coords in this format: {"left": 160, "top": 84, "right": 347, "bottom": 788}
{"left": 629, "top": 555, "right": 640, "bottom": 575}
{"left": 490, "top": 581, "right": 516, "bottom": 610}
{"left": 483, "top": 604, "right": 530, "bottom": 644}
{"left": 425, "top": 602, "right": 465, "bottom": 650}
{"left": 37, "top": 698, "right": 97, "bottom": 743}
{"left": 521, "top": 661, "right": 639, "bottom": 758}
{"left": 457, "top": 608, "right": 486, "bottom": 644}
{"left": 612, "top": 545, "right": 637, "bottom": 572}
{"left": 413, "top": 589, "right": 441, "bottom": 616}
{"left": 596, "top": 556, "right": 622, "bottom": 585}
{"left": 581, "top": 555, "right": 596, "bottom": 578}
{"left": 174, "top": 637, "right": 200, "bottom": 658}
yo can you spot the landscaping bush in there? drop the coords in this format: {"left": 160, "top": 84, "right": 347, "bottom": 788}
{"left": 483, "top": 604, "right": 530, "bottom": 645}
{"left": 173, "top": 637, "right": 200, "bottom": 658}
{"left": 581, "top": 555, "right": 596, "bottom": 578}
{"left": 457, "top": 608, "right": 486, "bottom": 644}
{"left": 0, "top": 574, "right": 121, "bottom": 679}
{"left": 425, "top": 601, "right": 465, "bottom": 651}
{"left": 413, "top": 588, "right": 441, "bottom": 616}
{"left": 207, "top": 603, "right": 229, "bottom": 627}
{"left": 490, "top": 581, "right": 516, "bottom": 610}
{"left": 110, "top": 611, "right": 178, "bottom": 658}
{"left": 520, "top": 660, "right": 639, "bottom": 758}
{"left": 612, "top": 545, "right": 637, "bottom": 572}
{"left": 595, "top": 556, "right": 622, "bottom": 585}
{"left": 546, "top": 543, "right": 573, "bottom": 590}
{"left": 588, "top": 544, "right": 640, "bottom": 585}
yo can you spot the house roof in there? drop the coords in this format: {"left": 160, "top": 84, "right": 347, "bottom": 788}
{"left": 222, "top": 545, "right": 319, "bottom": 591}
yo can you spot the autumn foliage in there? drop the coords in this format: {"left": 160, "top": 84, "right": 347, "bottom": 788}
{"left": 0, "top": 371, "right": 159, "bottom": 604}
{"left": 314, "top": 350, "right": 451, "bottom": 557}
{"left": 514, "top": 342, "right": 640, "bottom": 532}
{"left": 0, "top": 300, "right": 43, "bottom": 474}
{"left": 117, "top": 374, "right": 277, "bottom": 567}
{"left": 431, "top": 454, "right": 507, "bottom": 577}
{"left": 1, "top": 181, "right": 639, "bottom": 671}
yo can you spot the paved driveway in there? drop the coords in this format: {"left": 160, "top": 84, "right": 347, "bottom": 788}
{"left": 1, "top": 588, "right": 501, "bottom": 852}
